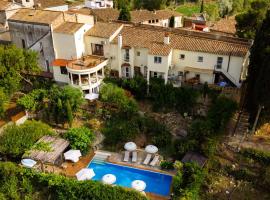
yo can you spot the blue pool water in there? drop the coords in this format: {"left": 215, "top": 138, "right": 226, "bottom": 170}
{"left": 88, "top": 162, "right": 172, "bottom": 196}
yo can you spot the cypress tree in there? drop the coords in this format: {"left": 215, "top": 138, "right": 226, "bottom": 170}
{"left": 200, "top": 0, "right": 204, "bottom": 13}
{"left": 118, "top": 5, "right": 131, "bottom": 21}
{"left": 246, "top": 10, "right": 270, "bottom": 121}
{"left": 66, "top": 100, "right": 73, "bottom": 128}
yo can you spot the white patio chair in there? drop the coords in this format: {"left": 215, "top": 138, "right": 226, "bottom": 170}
{"left": 123, "top": 151, "right": 130, "bottom": 162}
{"left": 143, "top": 154, "right": 152, "bottom": 165}
{"left": 150, "top": 155, "right": 159, "bottom": 166}
{"left": 132, "top": 151, "right": 137, "bottom": 163}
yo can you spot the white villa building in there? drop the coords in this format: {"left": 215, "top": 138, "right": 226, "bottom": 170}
{"left": 85, "top": 0, "right": 113, "bottom": 9}
{"left": 7, "top": 8, "right": 251, "bottom": 95}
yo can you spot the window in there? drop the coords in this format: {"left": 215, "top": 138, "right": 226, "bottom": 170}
{"left": 22, "top": 39, "right": 26, "bottom": 49}
{"left": 60, "top": 66, "right": 68, "bottom": 75}
{"left": 152, "top": 20, "right": 155, "bottom": 23}
{"left": 92, "top": 44, "right": 104, "bottom": 56}
{"left": 137, "top": 51, "right": 140, "bottom": 56}
{"left": 156, "top": 19, "right": 159, "bottom": 23}
{"left": 125, "top": 67, "right": 130, "bottom": 77}
{"left": 180, "top": 54, "right": 185, "bottom": 60}
{"left": 195, "top": 74, "right": 200, "bottom": 79}
{"left": 154, "top": 56, "right": 162, "bottom": 64}
{"left": 26, "top": 0, "right": 30, "bottom": 2}
{"left": 153, "top": 72, "right": 158, "bottom": 78}
{"left": 124, "top": 49, "right": 130, "bottom": 61}
{"left": 216, "top": 57, "right": 223, "bottom": 69}
{"left": 148, "top": 20, "right": 151, "bottom": 23}
{"left": 197, "top": 56, "right": 203, "bottom": 62}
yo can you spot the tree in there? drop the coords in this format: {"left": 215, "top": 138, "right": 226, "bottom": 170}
{"left": 17, "top": 85, "right": 84, "bottom": 125}
{"left": 66, "top": 100, "right": 73, "bottom": 127}
{"left": 64, "top": 127, "right": 95, "bottom": 154}
{"left": 0, "top": 45, "right": 40, "bottom": 95}
{"left": 236, "top": 0, "right": 270, "bottom": 39}
{"left": 246, "top": 10, "right": 270, "bottom": 121}
{"left": 118, "top": 5, "right": 131, "bottom": 21}
{"left": 100, "top": 83, "right": 138, "bottom": 117}
{"left": 218, "top": 0, "right": 233, "bottom": 17}
{"left": 200, "top": 0, "right": 204, "bottom": 13}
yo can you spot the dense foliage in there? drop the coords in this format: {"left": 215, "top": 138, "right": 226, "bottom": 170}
{"left": 99, "top": 83, "right": 138, "bottom": 117}
{"left": 0, "top": 162, "right": 147, "bottom": 200}
{"left": 0, "top": 45, "right": 40, "bottom": 96}
{"left": 17, "top": 85, "right": 84, "bottom": 126}
{"left": 64, "top": 127, "right": 95, "bottom": 154}
{"left": 0, "top": 120, "right": 54, "bottom": 159}
{"left": 174, "top": 96, "right": 237, "bottom": 158}
{"left": 118, "top": 4, "right": 131, "bottom": 21}
{"left": 236, "top": 0, "right": 270, "bottom": 39}
{"left": 172, "top": 161, "right": 205, "bottom": 200}
{"left": 246, "top": 9, "right": 270, "bottom": 122}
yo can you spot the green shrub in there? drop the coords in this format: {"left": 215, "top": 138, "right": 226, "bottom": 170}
{"left": 64, "top": 127, "right": 95, "bottom": 154}
{"left": 240, "top": 148, "right": 270, "bottom": 166}
{"left": 102, "top": 117, "right": 139, "bottom": 146}
{"left": 172, "top": 162, "right": 205, "bottom": 199}
{"left": 0, "top": 120, "right": 54, "bottom": 158}
{"left": 122, "top": 76, "right": 147, "bottom": 99}
{"left": 160, "top": 160, "right": 174, "bottom": 170}
{"left": 100, "top": 83, "right": 138, "bottom": 117}
{"left": 0, "top": 162, "right": 147, "bottom": 200}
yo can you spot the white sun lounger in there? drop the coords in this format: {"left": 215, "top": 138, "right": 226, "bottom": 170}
{"left": 132, "top": 151, "right": 137, "bottom": 163}
{"left": 150, "top": 155, "right": 159, "bottom": 166}
{"left": 123, "top": 151, "right": 130, "bottom": 162}
{"left": 143, "top": 154, "right": 152, "bottom": 165}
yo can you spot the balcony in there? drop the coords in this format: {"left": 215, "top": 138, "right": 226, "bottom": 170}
{"left": 67, "top": 55, "right": 108, "bottom": 73}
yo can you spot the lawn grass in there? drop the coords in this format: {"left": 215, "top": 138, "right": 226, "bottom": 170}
{"left": 175, "top": 3, "right": 201, "bottom": 16}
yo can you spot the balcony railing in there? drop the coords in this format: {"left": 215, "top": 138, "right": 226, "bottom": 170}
{"left": 124, "top": 55, "right": 130, "bottom": 62}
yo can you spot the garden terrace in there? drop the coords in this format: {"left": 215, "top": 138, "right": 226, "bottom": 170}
{"left": 23, "top": 136, "right": 69, "bottom": 166}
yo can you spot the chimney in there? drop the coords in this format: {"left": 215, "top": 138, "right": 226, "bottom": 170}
{"left": 118, "top": 34, "right": 123, "bottom": 48}
{"left": 164, "top": 32, "right": 170, "bottom": 45}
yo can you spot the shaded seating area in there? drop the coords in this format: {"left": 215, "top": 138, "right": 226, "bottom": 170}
{"left": 23, "top": 136, "right": 70, "bottom": 166}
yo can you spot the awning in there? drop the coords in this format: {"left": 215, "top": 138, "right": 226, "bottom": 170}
{"left": 184, "top": 66, "right": 213, "bottom": 75}
{"left": 52, "top": 59, "right": 70, "bottom": 67}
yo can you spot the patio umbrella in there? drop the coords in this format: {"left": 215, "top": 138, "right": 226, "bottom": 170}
{"left": 102, "top": 174, "right": 116, "bottom": 185}
{"left": 21, "top": 159, "right": 37, "bottom": 168}
{"left": 64, "top": 150, "right": 82, "bottom": 163}
{"left": 131, "top": 180, "right": 146, "bottom": 192}
{"left": 85, "top": 93, "right": 99, "bottom": 101}
{"left": 76, "top": 168, "right": 95, "bottom": 181}
{"left": 145, "top": 145, "right": 158, "bottom": 154}
{"left": 124, "top": 142, "right": 137, "bottom": 151}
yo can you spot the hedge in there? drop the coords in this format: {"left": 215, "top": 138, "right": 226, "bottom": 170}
{"left": 0, "top": 162, "right": 147, "bottom": 200}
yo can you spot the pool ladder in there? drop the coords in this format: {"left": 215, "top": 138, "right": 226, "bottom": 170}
{"left": 91, "top": 154, "right": 108, "bottom": 165}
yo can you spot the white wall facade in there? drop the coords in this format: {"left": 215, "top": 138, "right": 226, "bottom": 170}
{"left": 53, "top": 24, "right": 92, "bottom": 60}
{"left": 45, "top": 5, "right": 69, "bottom": 12}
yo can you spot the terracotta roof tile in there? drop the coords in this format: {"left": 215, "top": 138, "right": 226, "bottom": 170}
{"left": 34, "top": 0, "right": 67, "bottom": 8}
{"left": 0, "top": 0, "right": 12, "bottom": 11}
{"left": 54, "top": 22, "right": 84, "bottom": 34}
{"left": 89, "top": 8, "right": 182, "bottom": 23}
{"left": 8, "top": 8, "right": 63, "bottom": 25}
{"left": 113, "top": 25, "right": 250, "bottom": 57}
{"left": 131, "top": 10, "right": 182, "bottom": 23}
{"left": 209, "top": 17, "right": 236, "bottom": 34}
{"left": 86, "top": 22, "right": 122, "bottom": 38}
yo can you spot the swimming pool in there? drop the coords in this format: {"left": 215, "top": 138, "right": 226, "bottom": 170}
{"left": 88, "top": 162, "right": 172, "bottom": 196}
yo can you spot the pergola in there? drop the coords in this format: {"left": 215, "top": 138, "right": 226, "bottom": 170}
{"left": 23, "top": 136, "right": 70, "bottom": 166}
